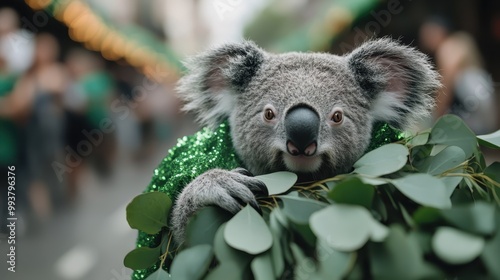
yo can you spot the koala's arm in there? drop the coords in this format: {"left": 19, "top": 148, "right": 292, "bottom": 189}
{"left": 171, "top": 167, "right": 267, "bottom": 244}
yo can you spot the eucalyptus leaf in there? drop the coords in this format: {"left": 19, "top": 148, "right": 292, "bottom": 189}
{"left": 408, "top": 132, "right": 430, "bottom": 146}
{"left": 145, "top": 268, "right": 171, "bottom": 280}
{"left": 310, "top": 204, "right": 388, "bottom": 252}
{"left": 359, "top": 177, "right": 387, "bottom": 186}
{"left": 224, "top": 205, "right": 273, "bottom": 255}
{"left": 440, "top": 173, "right": 463, "bottom": 198}
{"left": 204, "top": 262, "right": 245, "bottom": 280}
{"left": 428, "top": 115, "right": 477, "bottom": 158}
{"left": 432, "top": 227, "right": 485, "bottom": 265}
{"left": 484, "top": 162, "right": 500, "bottom": 182}
{"left": 477, "top": 129, "right": 500, "bottom": 149}
{"left": 440, "top": 202, "right": 496, "bottom": 235}
{"left": 392, "top": 174, "right": 452, "bottom": 209}
{"left": 291, "top": 222, "right": 317, "bottom": 247}
{"left": 185, "top": 206, "right": 232, "bottom": 247}
{"left": 251, "top": 253, "right": 275, "bottom": 280}
{"left": 269, "top": 210, "right": 285, "bottom": 277}
{"left": 370, "top": 226, "right": 441, "bottom": 280}
{"left": 451, "top": 186, "right": 475, "bottom": 205}
{"left": 485, "top": 162, "right": 500, "bottom": 200}
{"left": 126, "top": 192, "right": 171, "bottom": 235}
{"left": 255, "top": 171, "right": 298, "bottom": 195}
{"left": 124, "top": 246, "right": 161, "bottom": 270}
{"left": 481, "top": 225, "right": 500, "bottom": 279}
{"left": 291, "top": 243, "right": 319, "bottom": 279}
{"left": 413, "top": 207, "right": 442, "bottom": 226}
{"left": 316, "top": 239, "right": 352, "bottom": 280}
{"left": 170, "top": 244, "right": 213, "bottom": 280}
{"left": 214, "top": 224, "right": 251, "bottom": 267}
{"left": 415, "top": 146, "right": 465, "bottom": 175}
{"left": 280, "top": 196, "right": 327, "bottom": 224}
{"left": 353, "top": 144, "right": 409, "bottom": 176}
{"left": 328, "top": 177, "right": 375, "bottom": 209}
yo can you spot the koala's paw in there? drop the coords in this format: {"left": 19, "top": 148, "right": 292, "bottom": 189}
{"left": 170, "top": 168, "right": 267, "bottom": 244}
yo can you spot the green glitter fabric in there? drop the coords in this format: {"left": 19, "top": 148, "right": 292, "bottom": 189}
{"left": 132, "top": 120, "right": 403, "bottom": 280}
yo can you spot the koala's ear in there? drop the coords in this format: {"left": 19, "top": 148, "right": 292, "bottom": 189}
{"left": 177, "top": 41, "right": 265, "bottom": 129}
{"left": 347, "top": 38, "right": 441, "bottom": 129}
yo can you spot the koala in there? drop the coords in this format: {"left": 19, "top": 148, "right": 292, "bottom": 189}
{"left": 162, "top": 38, "right": 440, "bottom": 245}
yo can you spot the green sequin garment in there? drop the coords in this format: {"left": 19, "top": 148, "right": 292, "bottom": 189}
{"left": 132, "top": 121, "right": 403, "bottom": 279}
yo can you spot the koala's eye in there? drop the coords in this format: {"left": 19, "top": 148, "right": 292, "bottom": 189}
{"left": 331, "top": 111, "right": 343, "bottom": 123}
{"left": 264, "top": 108, "right": 275, "bottom": 121}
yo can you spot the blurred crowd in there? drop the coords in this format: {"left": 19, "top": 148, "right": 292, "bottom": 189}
{"left": 0, "top": 8, "right": 181, "bottom": 234}
{"left": 419, "top": 16, "right": 498, "bottom": 134}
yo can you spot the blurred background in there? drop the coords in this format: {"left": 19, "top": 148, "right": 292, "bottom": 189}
{"left": 0, "top": 0, "right": 499, "bottom": 279}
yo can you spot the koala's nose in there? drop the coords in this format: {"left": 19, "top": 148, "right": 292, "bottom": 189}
{"left": 285, "top": 105, "right": 319, "bottom": 156}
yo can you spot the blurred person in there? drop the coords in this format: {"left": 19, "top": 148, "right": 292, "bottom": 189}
{"left": 22, "top": 33, "right": 68, "bottom": 221}
{"left": 435, "top": 32, "right": 497, "bottom": 134}
{"left": 0, "top": 8, "right": 35, "bottom": 75}
{"left": 0, "top": 53, "right": 27, "bottom": 234}
{"left": 419, "top": 16, "right": 453, "bottom": 59}
{"left": 0, "top": 33, "right": 67, "bottom": 231}
{"left": 64, "top": 48, "right": 117, "bottom": 199}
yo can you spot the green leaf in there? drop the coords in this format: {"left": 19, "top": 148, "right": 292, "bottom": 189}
{"left": 392, "top": 174, "right": 452, "bottom": 209}
{"left": 432, "top": 227, "right": 485, "bottom": 265}
{"left": 485, "top": 162, "right": 500, "bottom": 200}
{"left": 280, "top": 196, "right": 327, "bottom": 224}
{"left": 451, "top": 186, "right": 475, "bottom": 205}
{"left": 477, "top": 129, "right": 500, "bottom": 149}
{"left": 415, "top": 146, "right": 465, "bottom": 175}
{"left": 251, "top": 253, "right": 275, "bottom": 280}
{"left": 255, "top": 171, "right": 298, "bottom": 195}
{"left": 440, "top": 171, "right": 464, "bottom": 198}
{"left": 170, "top": 244, "right": 213, "bottom": 280}
{"left": 484, "top": 162, "right": 500, "bottom": 182}
{"left": 204, "top": 262, "right": 245, "bottom": 280}
{"left": 428, "top": 115, "right": 477, "bottom": 158}
{"left": 413, "top": 207, "right": 442, "bottom": 226}
{"left": 440, "top": 202, "right": 496, "bottom": 235}
{"left": 370, "top": 225, "right": 441, "bottom": 280}
{"left": 123, "top": 246, "right": 161, "bottom": 270}
{"left": 328, "top": 177, "right": 375, "bottom": 209}
{"left": 316, "top": 239, "right": 353, "bottom": 280}
{"left": 310, "top": 204, "right": 388, "bottom": 252}
{"left": 224, "top": 205, "right": 273, "bottom": 255}
{"left": 269, "top": 210, "right": 285, "bottom": 277}
{"left": 408, "top": 132, "right": 430, "bottom": 146}
{"left": 213, "top": 224, "right": 251, "bottom": 267}
{"left": 126, "top": 192, "right": 171, "bottom": 234}
{"left": 145, "top": 268, "right": 171, "bottom": 280}
{"left": 290, "top": 243, "right": 319, "bottom": 279}
{"left": 353, "top": 144, "right": 409, "bottom": 176}
{"left": 481, "top": 224, "right": 500, "bottom": 279}
{"left": 359, "top": 177, "right": 388, "bottom": 186}
{"left": 185, "top": 206, "right": 232, "bottom": 247}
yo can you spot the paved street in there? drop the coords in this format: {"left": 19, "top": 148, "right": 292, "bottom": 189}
{"left": 0, "top": 121, "right": 197, "bottom": 280}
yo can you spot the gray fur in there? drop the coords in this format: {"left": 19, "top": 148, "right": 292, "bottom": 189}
{"left": 172, "top": 38, "right": 441, "bottom": 244}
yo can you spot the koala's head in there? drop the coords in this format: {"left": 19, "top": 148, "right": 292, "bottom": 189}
{"left": 178, "top": 38, "right": 440, "bottom": 180}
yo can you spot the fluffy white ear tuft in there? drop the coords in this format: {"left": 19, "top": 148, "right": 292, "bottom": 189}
{"left": 177, "top": 41, "right": 265, "bottom": 129}
{"left": 347, "top": 38, "right": 441, "bottom": 129}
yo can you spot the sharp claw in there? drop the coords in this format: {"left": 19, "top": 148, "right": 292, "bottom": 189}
{"left": 249, "top": 200, "right": 262, "bottom": 215}
{"left": 232, "top": 168, "right": 254, "bottom": 177}
{"left": 255, "top": 179, "right": 269, "bottom": 197}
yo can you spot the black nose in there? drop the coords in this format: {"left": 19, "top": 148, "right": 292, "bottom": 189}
{"left": 284, "top": 105, "right": 319, "bottom": 156}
